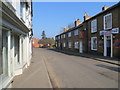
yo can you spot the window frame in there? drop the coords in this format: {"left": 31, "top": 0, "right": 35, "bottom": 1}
{"left": 68, "top": 32, "right": 71, "bottom": 37}
{"left": 91, "top": 19, "right": 97, "bottom": 33}
{"left": 104, "top": 13, "right": 112, "bottom": 30}
{"left": 91, "top": 37, "right": 97, "bottom": 51}
{"left": 68, "top": 41, "right": 72, "bottom": 48}
{"left": 63, "top": 42, "right": 66, "bottom": 48}
{"left": 74, "top": 41, "right": 79, "bottom": 49}
{"left": 0, "top": 30, "right": 2, "bottom": 75}
{"left": 74, "top": 30, "right": 78, "bottom": 36}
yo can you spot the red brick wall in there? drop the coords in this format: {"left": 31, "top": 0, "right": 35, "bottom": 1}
{"left": 32, "top": 38, "right": 40, "bottom": 48}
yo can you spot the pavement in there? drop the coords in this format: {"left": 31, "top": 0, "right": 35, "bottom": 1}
{"left": 12, "top": 48, "right": 52, "bottom": 88}
{"left": 50, "top": 49, "right": 120, "bottom": 66}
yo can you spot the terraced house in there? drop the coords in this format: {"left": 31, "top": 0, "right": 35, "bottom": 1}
{"left": 0, "top": 0, "right": 33, "bottom": 89}
{"left": 55, "top": 2, "right": 120, "bottom": 59}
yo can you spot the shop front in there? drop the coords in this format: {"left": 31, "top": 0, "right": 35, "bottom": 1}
{"left": 100, "top": 28, "right": 119, "bottom": 58}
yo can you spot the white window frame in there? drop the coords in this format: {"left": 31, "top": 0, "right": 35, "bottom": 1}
{"left": 63, "top": 42, "right": 66, "bottom": 47}
{"left": 61, "top": 34, "right": 65, "bottom": 39}
{"left": 68, "top": 42, "right": 72, "bottom": 48}
{"left": 68, "top": 32, "right": 71, "bottom": 37}
{"left": 91, "top": 37, "right": 97, "bottom": 51}
{"left": 62, "top": 34, "right": 65, "bottom": 38}
{"left": 58, "top": 36, "right": 60, "bottom": 40}
{"left": 74, "top": 30, "right": 78, "bottom": 36}
{"left": 104, "top": 13, "right": 112, "bottom": 30}
{"left": 74, "top": 41, "right": 79, "bottom": 49}
{"left": 91, "top": 19, "right": 97, "bottom": 33}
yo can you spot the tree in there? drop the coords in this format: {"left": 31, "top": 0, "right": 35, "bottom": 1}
{"left": 41, "top": 30, "right": 46, "bottom": 39}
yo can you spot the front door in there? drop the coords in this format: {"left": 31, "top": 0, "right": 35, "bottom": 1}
{"left": 107, "top": 37, "right": 111, "bottom": 56}
{"left": 79, "top": 41, "right": 83, "bottom": 53}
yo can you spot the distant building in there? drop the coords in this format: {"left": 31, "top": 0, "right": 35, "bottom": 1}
{"left": 32, "top": 38, "right": 43, "bottom": 48}
{"left": 0, "top": 0, "right": 33, "bottom": 89}
{"left": 55, "top": 2, "right": 120, "bottom": 59}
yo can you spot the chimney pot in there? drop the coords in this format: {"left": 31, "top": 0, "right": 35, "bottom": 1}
{"left": 102, "top": 6, "right": 109, "bottom": 11}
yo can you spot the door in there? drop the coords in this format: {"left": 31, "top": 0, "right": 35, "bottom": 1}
{"left": 106, "top": 36, "right": 111, "bottom": 57}
{"left": 79, "top": 41, "right": 83, "bottom": 53}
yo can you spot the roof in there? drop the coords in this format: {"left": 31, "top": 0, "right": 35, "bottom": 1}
{"left": 84, "top": 2, "right": 120, "bottom": 22}
{"left": 55, "top": 2, "right": 120, "bottom": 37}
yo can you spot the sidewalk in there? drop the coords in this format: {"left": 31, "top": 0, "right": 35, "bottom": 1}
{"left": 51, "top": 49, "right": 120, "bottom": 66}
{"left": 12, "top": 49, "right": 52, "bottom": 88}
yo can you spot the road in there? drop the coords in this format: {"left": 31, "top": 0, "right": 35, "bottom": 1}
{"left": 35, "top": 48, "right": 118, "bottom": 88}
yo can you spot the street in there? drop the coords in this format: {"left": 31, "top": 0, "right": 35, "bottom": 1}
{"left": 35, "top": 48, "right": 118, "bottom": 88}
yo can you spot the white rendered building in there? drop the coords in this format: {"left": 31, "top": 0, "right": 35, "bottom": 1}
{"left": 0, "top": 0, "right": 33, "bottom": 89}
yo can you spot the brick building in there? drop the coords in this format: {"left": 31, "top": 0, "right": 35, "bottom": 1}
{"left": 55, "top": 2, "right": 120, "bottom": 59}
{"left": 32, "top": 38, "right": 43, "bottom": 48}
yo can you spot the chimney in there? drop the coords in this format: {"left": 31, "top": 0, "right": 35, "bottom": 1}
{"left": 102, "top": 6, "right": 109, "bottom": 11}
{"left": 75, "top": 19, "right": 82, "bottom": 27}
{"left": 84, "top": 12, "right": 91, "bottom": 21}
{"left": 64, "top": 27, "right": 69, "bottom": 32}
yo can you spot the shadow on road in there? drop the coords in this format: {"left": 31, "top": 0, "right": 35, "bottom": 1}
{"left": 96, "top": 64, "right": 120, "bottom": 72}
{"left": 47, "top": 48, "right": 119, "bottom": 61}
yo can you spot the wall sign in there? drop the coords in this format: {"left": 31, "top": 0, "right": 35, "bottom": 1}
{"left": 100, "top": 28, "right": 119, "bottom": 36}
{"left": 114, "top": 39, "right": 120, "bottom": 48}
{"left": 112, "top": 28, "right": 119, "bottom": 34}
{"left": 98, "top": 40, "right": 103, "bottom": 48}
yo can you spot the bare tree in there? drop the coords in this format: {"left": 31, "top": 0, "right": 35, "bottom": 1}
{"left": 68, "top": 22, "right": 75, "bottom": 28}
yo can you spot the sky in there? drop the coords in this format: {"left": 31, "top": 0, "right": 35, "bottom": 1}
{"left": 33, "top": 2, "right": 117, "bottom": 39}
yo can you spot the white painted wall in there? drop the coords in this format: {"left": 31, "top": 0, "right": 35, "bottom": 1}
{"left": 0, "top": 0, "right": 33, "bottom": 89}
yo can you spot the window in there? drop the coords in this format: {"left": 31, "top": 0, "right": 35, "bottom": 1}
{"left": 74, "top": 41, "right": 79, "bottom": 49}
{"left": 14, "top": 35, "right": 20, "bottom": 63}
{"left": 104, "top": 13, "right": 112, "bottom": 29}
{"left": 58, "top": 36, "right": 60, "bottom": 40}
{"left": 68, "top": 42, "right": 72, "bottom": 48}
{"left": 91, "top": 37, "right": 97, "bottom": 50}
{"left": 91, "top": 19, "right": 97, "bottom": 33}
{"left": 0, "top": 30, "right": 2, "bottom": 75}
{"left": 63, "top": 34, "right": 65, "bottom": 38}
{"left": 55, "top": 37, "right": 57, "bottom": 40}
{"left": 58, "top": 42, "right": 60, "bottom": 47}
{"left": 74, "top": 30, "right": 78, "bottom": 36}
{"left": 68, "top": 32, "right": 71, "bottom": 37}
{"left": 20, "top": 2, "right": 23, "bottom": 18}
{"left": 63, "top": 42, "right": 66, "bottom": 47}
{"left": 2, "top": 30, "right": 8, "bottom": 77}
{"left": 61, "top": 34, "right": 65, "bottom": 38}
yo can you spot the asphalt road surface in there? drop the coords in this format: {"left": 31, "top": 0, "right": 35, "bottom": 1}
{"left": 35, "top": 48, "right": 119, "bottom": 88}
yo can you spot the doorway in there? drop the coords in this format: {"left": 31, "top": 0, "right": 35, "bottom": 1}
{"left": 107, "top": 36, "right": 111, "bottom": 56}
{"left": 104, "top": 34, "right": 113, "bottom": 57}
{"left": 79, "top": 41, "right": 83, "bottom": 53}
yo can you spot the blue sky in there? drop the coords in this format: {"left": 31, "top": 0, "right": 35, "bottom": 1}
{"left": 33, "top": 2, "right": 117, "bottom": 39}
